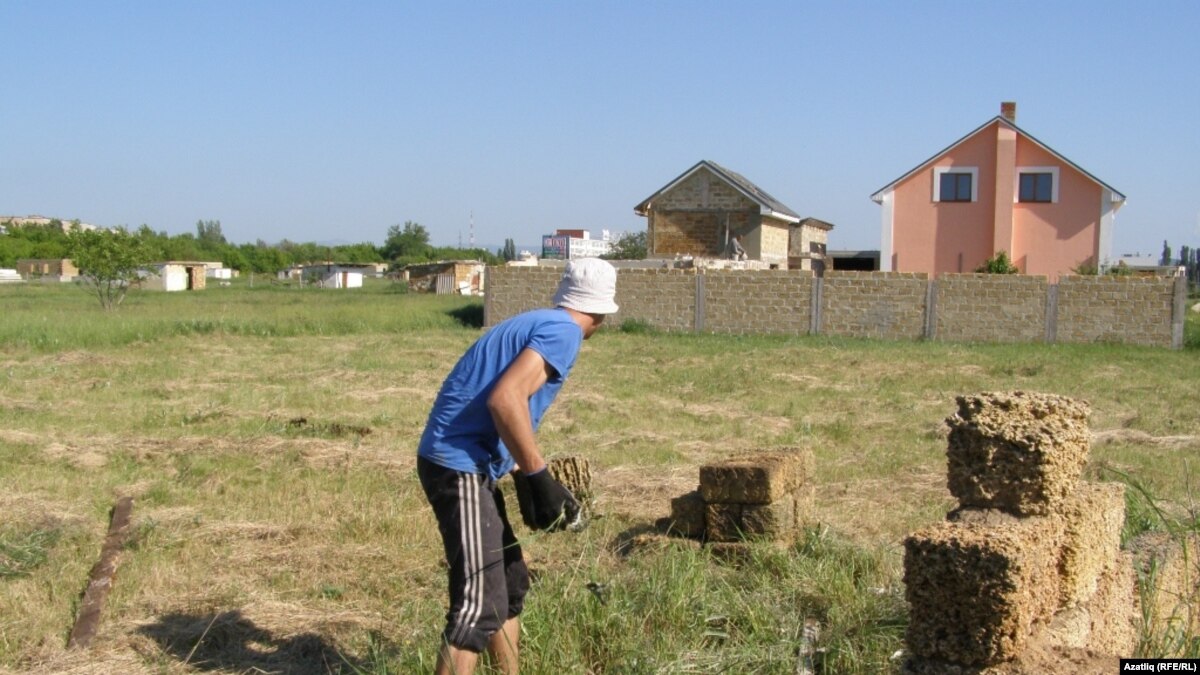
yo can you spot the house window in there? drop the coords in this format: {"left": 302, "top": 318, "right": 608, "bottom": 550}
{"left": 1017, "top": 167, "right": 1059, "bottom": 203}
{"left": 932, "top": 167, "right": 978, "bottom": 202}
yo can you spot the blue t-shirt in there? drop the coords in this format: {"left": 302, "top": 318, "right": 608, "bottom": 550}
{"left": 417, "top": 308, "right": 584, "bottom": 480}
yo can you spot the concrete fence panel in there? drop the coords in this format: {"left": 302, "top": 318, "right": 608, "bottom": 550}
{"left": 1056, "top": 276, "right": 1177, "bottom": 348}
{"left": 704, "top": 270, "right": 813, "bottom": 335}
{"left": 936, "top": 274, "right": 1049, "bottom": 343}
{"left": 821, "top": 271, "right": 928, "bottom": 341}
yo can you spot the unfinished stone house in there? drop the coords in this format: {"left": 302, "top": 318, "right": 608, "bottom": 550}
{"left": 16, "top": 258, "right": 79, "bottom": 281}
{"left": 635, "top": 160, "right": 829, "bottom": 269}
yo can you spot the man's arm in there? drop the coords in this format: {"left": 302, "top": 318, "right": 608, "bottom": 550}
{"left": 487, "top": 347, "right": 553, "bottom": 475}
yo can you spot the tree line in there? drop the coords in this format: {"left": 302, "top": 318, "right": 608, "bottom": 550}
{"left": 0, "top": 218, "right": 503, "bottom": 273}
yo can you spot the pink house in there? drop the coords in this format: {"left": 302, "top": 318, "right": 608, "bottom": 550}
{"left": 871, "top": 103, "right": 1126, "bottom": 280}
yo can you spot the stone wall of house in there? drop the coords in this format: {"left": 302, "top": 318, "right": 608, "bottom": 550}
{"left": 654, "top": 168, "right": 758, "bottom": 211}
{"left": 1056, "top": 276, "right": 1179, "bottom": 347}
{"left": 649, "top": 210, "right": 756, "bottom": 259}
{"left": 759, "top": 218, "right": 791, "bottom": 266}
{"left": 935, "top": 274, "right": 1048, "bottom": 343}
{"left": 484, "top": 267, "right": 1184, "bottom": 349}
{"left": 820, "top": 271, "right": 928, "bottom": 341}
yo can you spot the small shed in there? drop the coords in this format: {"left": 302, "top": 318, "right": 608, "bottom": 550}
{"left": 401, "top": 260, "right": 486, "bottom": 295}
{"left": 142, "top": 262, "right": 208, "bottom": 291}
{"left": 301, "top": 264, "right": 364, "bottom": 289}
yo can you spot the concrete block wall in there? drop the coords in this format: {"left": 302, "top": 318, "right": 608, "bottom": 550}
{"left": 1057, "top": 276, "right": 1178, "bottom": 347}
{"left": 613, "top": 269, "right": 698, "bottom": 332}
{"left": 703, "top": 270, "right": 813, "bottom": 335}
{"left": 821, "top": 271, "right": 928, "bottom": 340}
{"left": 485, "top": 267, "right": 1183, "bottom": 349}
{"left": 936, "top": 274, "right": 1048, "bottom": 343}
{"left": 483, "top": 265, "right": 562, "bottom": 327}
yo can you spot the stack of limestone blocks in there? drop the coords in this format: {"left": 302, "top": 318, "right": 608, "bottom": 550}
{"left": 666, "top": 449, "right": 814, "bottom": 552}
{"left": 903, "top": 391, "right": 1137, "bottom": 674}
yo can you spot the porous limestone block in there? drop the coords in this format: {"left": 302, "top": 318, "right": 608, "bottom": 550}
{"left": 1058, "top": 481, "right": 1125, "bottom": 606}
{"left": 1084, "top": 551, "right": 1138, "bottom": 657}
{"left": 945, "top": 391, "right": 1091, "bottom": 516}
{"left": 742, "top": 495, "right": 796, "bottom": 538}
{"left": 904, "top": 515, "right": 1065, "bottom": 666}
{"left": 548, "top": 454, "right": 593, "bottom": 505}
{"left": 699, "top": 448, "right": 813, "bottom": 505}
{"left": 1040, "top": 552, "right": 1138, "bottom": 656}
{"left": 666, "top": 490, "right": 706, "bottom": 539}
{"left": 705, "top": 496, "right": 796, "bottom": 542}
{"left": 1129, "top": 532, "right": 1200, "bottom": 637}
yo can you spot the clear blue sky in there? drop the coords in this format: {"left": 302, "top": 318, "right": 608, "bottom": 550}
{"left": 3, "top": 1, "right": 1198, "bottom": 257}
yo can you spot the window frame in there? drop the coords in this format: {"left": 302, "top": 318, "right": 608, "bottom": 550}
{"left": 1016, "top": 166, "right": 1059, "bottom": 204}
{"left": 932, "top": 166, "right": 979, "bottom": 203}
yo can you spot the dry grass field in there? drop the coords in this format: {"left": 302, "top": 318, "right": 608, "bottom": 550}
{"left": 1, "top": 280, "right": 1198, "bottom": 673}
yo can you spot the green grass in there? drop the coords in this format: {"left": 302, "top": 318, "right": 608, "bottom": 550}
{"left": 1, "top": 282, "right": 1198, "bottom": 672}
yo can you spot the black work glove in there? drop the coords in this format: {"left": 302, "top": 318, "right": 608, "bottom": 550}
{"left": 513, "top": 468, "right": 581, "bottom": 532}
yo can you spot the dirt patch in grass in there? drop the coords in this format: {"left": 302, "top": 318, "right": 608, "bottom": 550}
{"left": 1092, "top": 428, "right": 1198, "bottom": 448}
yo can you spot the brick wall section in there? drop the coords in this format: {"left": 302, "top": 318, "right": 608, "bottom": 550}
{"left": 705, "top": 270, "right": 813, "bottom": 335}
{"left": 484, "top": 265, "right": 561, "bottom": 327}
{"left": 821, "top": 271, "right": 928, "bottom": 340}
{"left": 936, "top": 274, "right": 1048, "bottom": 343}
{"left": 1057, "top": 276, "right": 1176, "bottom": 347}
{"left": 612, "top": 269, "right": 697, "bottom": 332}
{"left": 485, "top": 267, "right": 1180, "bottom": 348}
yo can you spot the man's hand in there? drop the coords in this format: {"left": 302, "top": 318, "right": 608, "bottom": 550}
{"left": 513, "top": 469, "right": 581, "bottom": 532}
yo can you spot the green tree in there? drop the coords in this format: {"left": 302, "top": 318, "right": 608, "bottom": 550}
{"left": 67, "top": 227, "right": 153, "bottom": 309}
{"left": 974, "top": 251, "right": 1019, "bottom": 274}
{"left": 382, "top": 221, "right": 431, "bottom": 261}
{"left": 502, "top": 238, "right": 517, "bottom": 262}
{"left": 603, "top": 231, "right": 647, "bottom": 260}
{"left": 196, "top": 219, "right": 226, "bottom": 246}
{"left": 1161, "top": 240, "right": 1172, "bottom": 266}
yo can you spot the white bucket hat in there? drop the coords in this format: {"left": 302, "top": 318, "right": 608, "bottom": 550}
{"left": 552, "top": 258, "right": 619, "bottom": 315}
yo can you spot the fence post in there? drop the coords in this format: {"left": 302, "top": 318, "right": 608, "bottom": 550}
{"left": 923, "top": 279, "right": 937, "bottom": 340}
{"left": 1172, "top": 276, "right": 1187, "bottom": 350}
{"left": 810, "top": 276, "right": 823, "bottom": 335}
{"left": 1044, "top": 283, "right": 1059, "bottom": 344}
{"left": 694, "top": 273, "right": 706, "bottom": 334}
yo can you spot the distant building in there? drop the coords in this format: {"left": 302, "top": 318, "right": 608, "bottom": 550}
{"left": 635, "top": 160, "right": 828, "bottom": 269}
{"left": 17, "top": 258, "right": 79, "bottom": 281}
{"left": 541, "top": 229, "right": 614, "bottom": 260}
{"left": 871, "top": 102, "right": 1126, "bottom": 280}
{"left": 1, "top": 215, "right": 99, "bottom": 232}
{"left": 400, "top": 260, "right": 486, "bottom": 294}
{"left": 142, "top": 262, "right": 208, "bottom": 291}
{"left": 301, "top": 263, "right": 366, "bottom": 289}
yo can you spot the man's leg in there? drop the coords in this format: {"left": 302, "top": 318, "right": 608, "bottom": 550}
{"left": 435, "top": 643, "right": 479, "bottom": 675}
{"left": 419, "top": 459, "right": 512, "bottom": 673}
{"left": 486, "top": 616, "right": 519, "bottom": 674}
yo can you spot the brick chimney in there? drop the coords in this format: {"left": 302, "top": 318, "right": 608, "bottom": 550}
{"left": 1001, "top": 101, "right": 1017, "bottom": 123}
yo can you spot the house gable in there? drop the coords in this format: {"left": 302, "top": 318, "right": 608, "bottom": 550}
{"left": 874, "top": 109, "right": 1126, "bottom": 279}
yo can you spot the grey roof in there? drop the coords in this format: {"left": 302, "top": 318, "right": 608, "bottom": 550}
{"left": 635, "top": 160, "right": 801, "bottom": 222}
{"left": 870, "top": 116, "right": 1126, "bottom": 203}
